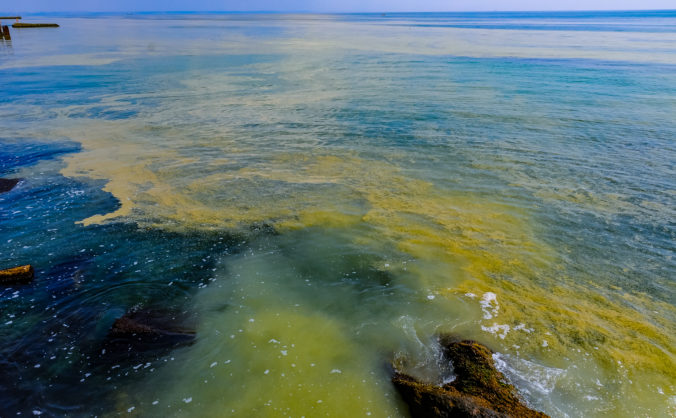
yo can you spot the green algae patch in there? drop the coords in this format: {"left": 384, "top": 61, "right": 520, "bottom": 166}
{"left": 113, "top": 242, "right": 407, "bottom": 416}
{"left": 58, "top": 121, "right": 676, "bottom": 415}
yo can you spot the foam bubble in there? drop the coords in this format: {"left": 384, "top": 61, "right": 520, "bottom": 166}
{"left": 481, "top": 323, "right": 510, "bottom": 339}
{"left": 493, "top": 353, "right": 565, "bottom": 396}
{"left": 479, "top": 292, "right": 499, "bottom": 320}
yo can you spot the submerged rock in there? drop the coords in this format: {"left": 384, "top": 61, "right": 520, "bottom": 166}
{"left": 392, "top": 337, "right": 548, "bottom": 418}
{"left": 105, "top": 309, "right": 196, "bottom": 354}
{"left": 0, "top": 265, "right": 34, "bottom": 285}
{"left": 0, "top": 178, "right": 20, "bottom": 193}
{"left": 110, "top": 316, "right": 160, "bottom": 336}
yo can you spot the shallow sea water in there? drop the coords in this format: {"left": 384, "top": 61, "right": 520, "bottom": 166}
{"left": 0, "top": 11, "right": 675, "bottom": 417}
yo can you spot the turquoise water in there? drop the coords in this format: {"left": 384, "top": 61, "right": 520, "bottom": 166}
{"left": 1, "top": 11, "right": 675, "bottom": 417}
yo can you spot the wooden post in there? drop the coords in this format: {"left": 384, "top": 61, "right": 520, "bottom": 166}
{"left": 1, "top": 17, "right": 20, "bottom": 39}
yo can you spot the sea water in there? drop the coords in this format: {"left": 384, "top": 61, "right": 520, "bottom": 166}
{"left": 0, "top": 11, "right": 674, "bottom": 417}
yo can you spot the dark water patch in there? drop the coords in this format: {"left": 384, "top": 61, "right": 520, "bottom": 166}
{"left": 0, "top": 143, "right": 250, "bottom": 415}
{"left": 0, "top": 139, "right": 81, "bottom": 173}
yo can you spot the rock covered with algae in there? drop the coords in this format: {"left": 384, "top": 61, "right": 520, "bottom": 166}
{"left": 392, "top": 336, "right": 548, "bottom": 418}
{"left": 0, "top": 265, "right": 34, "bottom": 285}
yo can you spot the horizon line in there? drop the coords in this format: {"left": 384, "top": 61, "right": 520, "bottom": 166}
{"left": 9, "top": 8, "right": 676, "bottom": 14}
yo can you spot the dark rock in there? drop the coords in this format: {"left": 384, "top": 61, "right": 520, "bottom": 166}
{"left": 106, "top": 309, "right": 196, "bottom": 354}
{"left": 392, "top": 337, "right": 548, "bottom": 418}
{"left": 0, "top": 265, "right": 34, "bottom": 285}
{"left": 0, "top": 178, "right": 20, "bottom": 193}
{"left": 110, "top": 316, "right": 158, "bottom": 336}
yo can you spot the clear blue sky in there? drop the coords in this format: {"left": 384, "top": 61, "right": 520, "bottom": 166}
{"left": 4, "top": 0, "right": 675, "bottom": 13}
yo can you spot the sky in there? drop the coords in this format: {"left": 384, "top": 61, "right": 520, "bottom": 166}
{"left": 3, "top": 0, "right": 675, "bottom": 13}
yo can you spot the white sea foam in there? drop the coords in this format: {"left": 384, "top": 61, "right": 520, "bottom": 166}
{"left": 479, "top": 292, "right": 499, "bottom": 319}
{"left": 481, "top": 323, "right": 510, "bottom": 339}
{"left": 493, "top": 353, "right": 565, "bottom": 396}
{"left": 513, "top": 323, "right": 533, "bottom": 333}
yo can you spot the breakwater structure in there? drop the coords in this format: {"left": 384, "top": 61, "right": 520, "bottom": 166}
{"left": 12, "top": 22, "right": 59, "bottom": 28}
{"left": 0, "top": 16, "right": 20, "bottom": 40}
{"left": 1, "top": 16, "right": 60, "bottom": 40}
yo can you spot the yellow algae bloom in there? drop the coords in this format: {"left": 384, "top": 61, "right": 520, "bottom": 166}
{"left": 59, "top": 120, "right": 675, "bottom": 416}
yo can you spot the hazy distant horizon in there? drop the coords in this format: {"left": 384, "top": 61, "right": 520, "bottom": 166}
{"left": 3, "top": 0, "right": 676, "bottom": 14}
{"left": 10, "top": 9, "right": 676, "bottom": 15}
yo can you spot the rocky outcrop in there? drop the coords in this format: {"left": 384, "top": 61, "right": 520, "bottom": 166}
{"left": 392, "top": 337, "right": 548, "bottom": 418}
{"left": 0, "top": 178, "right": 20, "bottom": 193}
{"left": 0, "top": 265, "right": 34, "bottom": 285}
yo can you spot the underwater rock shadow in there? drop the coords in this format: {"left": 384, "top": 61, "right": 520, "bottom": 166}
{"left": 103, "top": 308, "right": 197, "bottom": 357}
